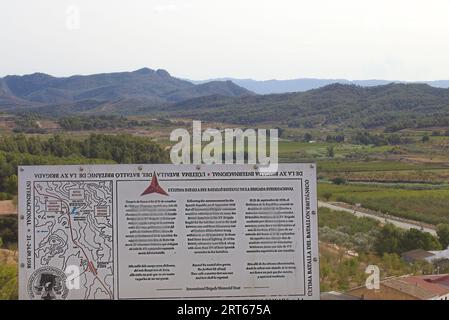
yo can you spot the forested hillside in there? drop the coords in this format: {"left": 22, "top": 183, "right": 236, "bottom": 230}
{"left": 0, "top": 134, "right": 169, "bottom": 200}
{"left": 0, "top": 68, "right": 253, "bottom": 113}
{"left": 4, "top": 70, "right": 449, "bottom": 132}
{"left": 156, "top": 83, "right": 449, "bottom": 130}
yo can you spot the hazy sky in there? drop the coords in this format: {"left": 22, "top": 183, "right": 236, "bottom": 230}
{"left": 1, "top": 0, "right": 449, "bottom": 80}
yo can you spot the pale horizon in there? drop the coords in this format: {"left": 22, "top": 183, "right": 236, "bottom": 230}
{"left": 2, "top": 67, "right": 449, "bottom": 83}
{"left": 2, "top": 0, "right": 449, "bottom": 81}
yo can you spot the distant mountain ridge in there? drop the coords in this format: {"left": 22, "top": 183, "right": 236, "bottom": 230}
{"left": 3, "top": 68, "right": 449, "bottom": 131}
{"left": 156, "top": 82, "right": 449, "bottom": 129}
{"left": 190, "top": 78, "right": 449, "bottom": 94}
{"left": 0, "top": 68, "right": 253, "bottom": 112}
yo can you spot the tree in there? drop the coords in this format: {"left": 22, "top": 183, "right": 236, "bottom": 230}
{"left": 0, "top": 237, "right": 3, "bottom": 248}
{"left": 4, "top": 175, "right": 18, "bottom": 195}
{"left": 374, "top": 224, "right": 402, "bottom": 255}
{"left": 331, "top": 177, "right": 346, "bottom": 185}
{"left": 303, "top": 133, "right": 313, "bottom": 142}
{"left": 326, "top": 145, "right": 335, "bottom": 158}
{"left": 0, "top": 216, "right": 17, "bottom": 246}
{"left": 422, "top": 135, "right": 430, "bottom": 143}
{"left": 400, "top": 228, "right": 442, "bottom": 252}
{"left": 437, "top": 224, "right": 449, "bottom": 249}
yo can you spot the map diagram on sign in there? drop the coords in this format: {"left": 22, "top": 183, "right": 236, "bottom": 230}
{"left": 33, "top": 181, "right": 113, "bottom": 299}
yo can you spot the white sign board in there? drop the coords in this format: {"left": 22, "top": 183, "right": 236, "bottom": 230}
{"left": 18, "top": 164, "right": 319, "bottom": 300}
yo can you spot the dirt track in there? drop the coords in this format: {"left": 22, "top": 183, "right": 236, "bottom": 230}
{"left": 318, "top": 201, "right": 437, "bottom": 236}
{"left": 0, "top": 249, "right": 18, "bottom": 265}
{"left": 0, "top": 200, "right": 16, "bottom": 215}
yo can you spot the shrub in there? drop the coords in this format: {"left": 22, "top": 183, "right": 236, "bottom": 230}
{"left": 437, "top": 224, "right": 449, "bottom": 249}
{"left": 0, "top": 263, "right": 18, "bottom": 300}
{"left": 332, "top": 177, "right": 346, "bottom": 185}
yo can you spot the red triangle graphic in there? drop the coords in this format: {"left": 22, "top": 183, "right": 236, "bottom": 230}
{"left": 141, "top": 172, "right": 169, "bottom": 196}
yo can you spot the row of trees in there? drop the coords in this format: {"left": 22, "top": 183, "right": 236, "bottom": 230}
{"left": 0, "top": 134, "right": 169, "bottom": 197}
{"left": 0, "top": 134, "right": 169, "bottom": 164}
{"left": 385, "top": 116, "right": 449, "bottom": 133}
{"left": 13, "top": 114, "right": 45, "bottom": 134}
{"left": 59, "top": 115, "right": 131, "bottom": 130}
{"left": 58, "top": 115, "right": 174, "bottom": 131}
{"left": 352, "top": 132, "right": 413, "bottom": 146}
{"left": 295, "top": 131, "right": 415, "bottom": 146}
{"left": 375, "top": 224, "right": 443, "bottom": 255}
